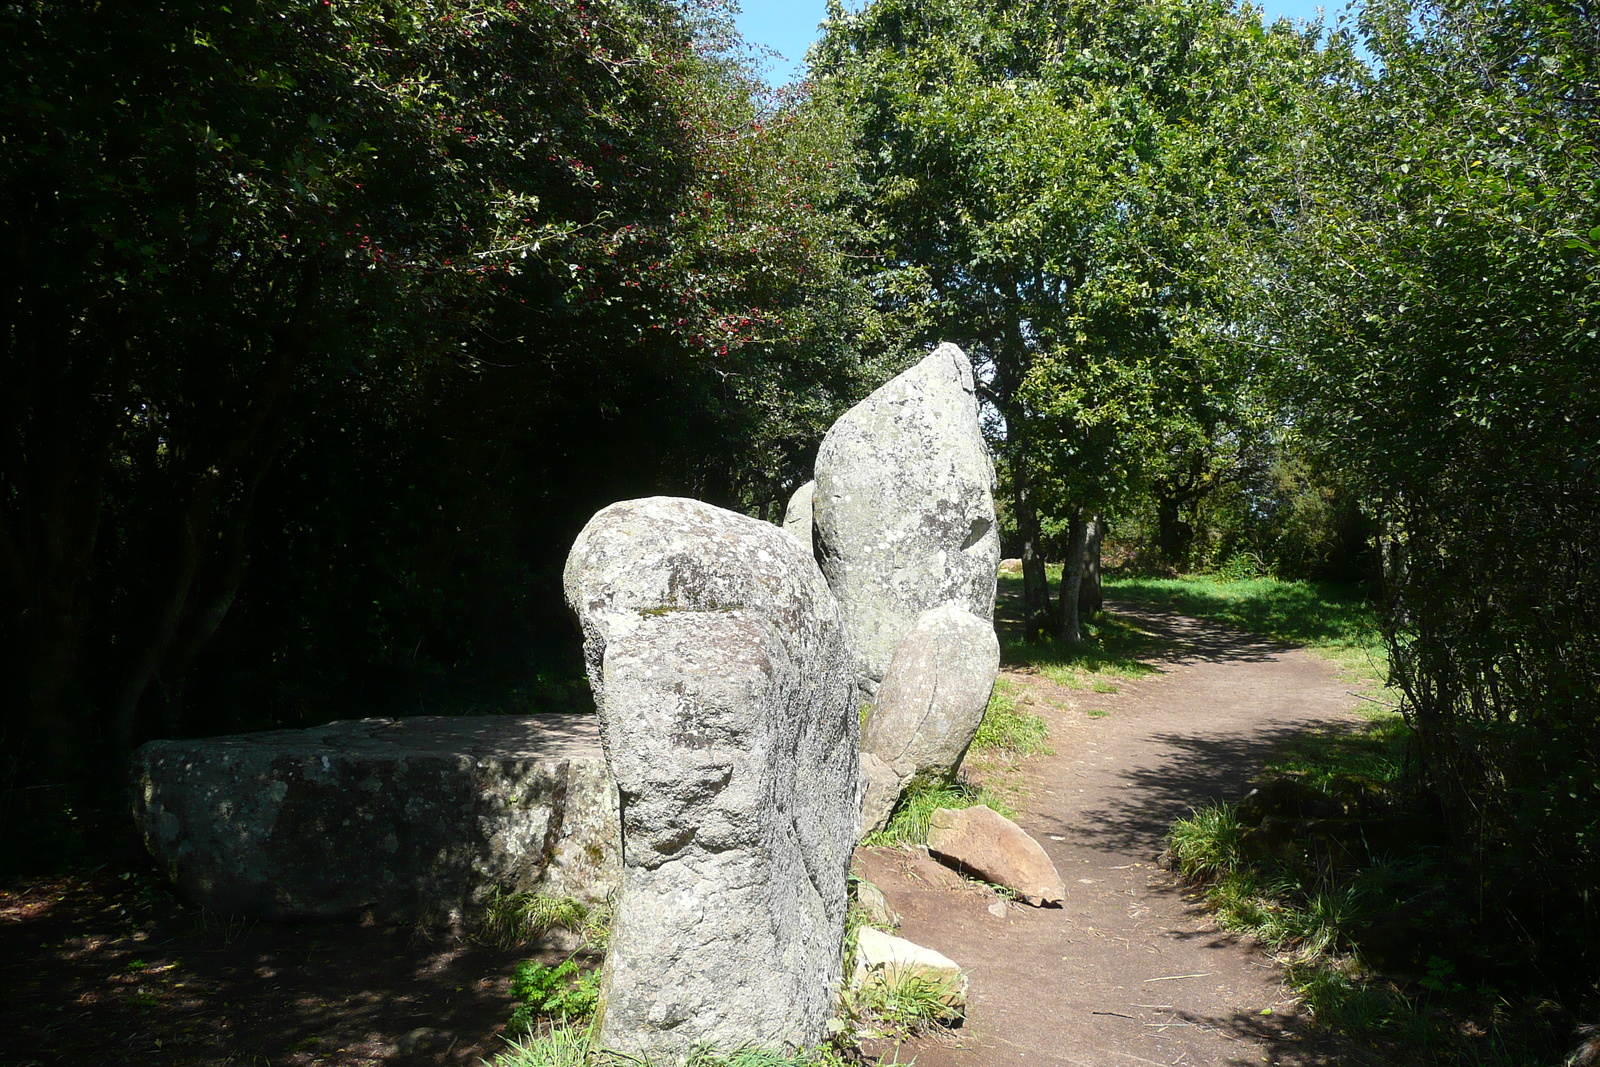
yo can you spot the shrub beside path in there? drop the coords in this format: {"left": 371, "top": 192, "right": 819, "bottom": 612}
{"left": 858, "top": 601, "right": 1372, "bottom": 1067}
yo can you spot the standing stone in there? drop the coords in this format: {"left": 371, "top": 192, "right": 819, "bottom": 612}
{"left": 813, "top": 343, "right": 999, "bottom": 697}
{"left": 782, "top": 480, "right": 816, "bottom": 549}
{"left": 564, "top": 497, "right": 858, "bottom": 1061}
{"left": 863, "top": 604, "right": 1000, "bottom": 791}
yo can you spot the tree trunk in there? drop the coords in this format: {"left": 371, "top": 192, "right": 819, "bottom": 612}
{"left": 1078, "top": 513, "right": 1104, "bottom": 618}
{"left": 1155, "top": 493, "right": 1195, "bottom": 568}
{"left": 1056, "top": 508, "right": 1087, "bottom": 644}
{"left": 1013, "top": 459, "right": 1050, "bottom": 641}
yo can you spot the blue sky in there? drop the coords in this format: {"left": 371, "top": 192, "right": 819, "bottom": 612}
{"left": 733, "top": 0, "right": 1362, "bottom": 84}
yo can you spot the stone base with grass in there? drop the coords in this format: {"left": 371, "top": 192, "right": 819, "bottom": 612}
{"left": 132, "top": 713, "right": 619, "bottom": 924}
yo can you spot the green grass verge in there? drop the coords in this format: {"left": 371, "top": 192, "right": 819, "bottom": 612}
{"left": 1132, "top": 575, "right": 1568, "bottom": 1062}
{"left": 1149, "top": 576, "right": 1565, "bottom": 1064}
{"left": 1165, "top": 799, "right": 1547, "bottom": 1062}
{"left": 970, "top": 677, "right": 1050, "bottom": 756}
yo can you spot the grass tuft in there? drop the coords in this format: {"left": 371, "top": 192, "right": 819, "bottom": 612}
{"left": 489, "top": 1022, "right": 594, "bottom": 1067}
{"left": 863, "top": 777, "right": 1015, "bottom": 848}
{"left": 480, "top": 890, "right": 614, "bottom": 951}
{"left": 844, "top": 967, "right": 965, "bottom": 1037}
{"left": 488, "top": 1024, "right": 855, "bottom": 1066}
{"left": 971, "top": 677, "right": 1050, "bottom": 756}
{"left": 1166, "top": 802, "right": 1247, "bottom": 880}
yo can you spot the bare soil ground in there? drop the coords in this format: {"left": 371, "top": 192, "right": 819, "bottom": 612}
{"left": 858, "top": 600, "right": 1375, "bottom": 1067}
{"left": 2, "top": 599, "right": 1369, "bottom": 1067}
{"left": 0, "top": 866, "right": 559, "bottom": 1066}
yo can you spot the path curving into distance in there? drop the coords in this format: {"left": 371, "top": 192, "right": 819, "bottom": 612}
{"left": 856, "top": 601, "right": 1374, "bottom": 1067}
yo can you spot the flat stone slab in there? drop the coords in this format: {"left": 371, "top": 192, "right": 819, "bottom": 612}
{"left": 132, "top": 714, "right": 619, "bottom": 923}
{"left": 927, "top": 805, "right": 1066, "bottom": 907}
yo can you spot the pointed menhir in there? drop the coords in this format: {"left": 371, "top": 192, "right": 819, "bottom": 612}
{"left": 811, "top": 342, "right": 1001, "bottom": 701}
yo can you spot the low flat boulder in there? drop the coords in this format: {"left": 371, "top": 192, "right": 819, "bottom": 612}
{"left": 132, "top": 714, "right": 619, "bottom": 923}
{"left": 852, "top": 927, "right": 967, "bottom": 1014}
{"left": 926, "top": 805, "right": 1066, "bottom": 907}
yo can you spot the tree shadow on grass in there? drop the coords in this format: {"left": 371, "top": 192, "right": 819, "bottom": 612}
{"left": 1107, "top": 599, "right": 1293, "bottom": 667}
{"left": 996, "top": 574, "right": 1297, "bottom": 677}
{"left": 1108, "top": 576, "right": 1382, "bottom": 654}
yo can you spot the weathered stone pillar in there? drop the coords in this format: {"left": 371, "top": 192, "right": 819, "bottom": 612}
{"left": 564, "top": 496, "right": 858, "bottom": 1061}
{"left": 813, "top": 342, "right": 1000, "bottom": 700}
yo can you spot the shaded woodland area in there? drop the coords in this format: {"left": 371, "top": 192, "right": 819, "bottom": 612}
{"left": 3, "top": 0, "right": 1598, "bottom": 1048}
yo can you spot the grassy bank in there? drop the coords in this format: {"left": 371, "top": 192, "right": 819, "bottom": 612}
{"left": 1107, "top": 574, "right": 1388, "bottom": 696}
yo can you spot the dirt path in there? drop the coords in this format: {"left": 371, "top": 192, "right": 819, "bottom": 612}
{"left": 857, "top": 601, "right": 1367, "bottom": 1067}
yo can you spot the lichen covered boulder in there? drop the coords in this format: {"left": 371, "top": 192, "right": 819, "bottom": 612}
{"left": 863, "top": 603, "right": 1000, "bottom": 789}
{"left": 813, "top": 343, "right": 999, "bottom": 698}
{"left": 132, "top": 714, "right": 618, "bottom": 922}
{"left": 564, "top": 496, "right": 859, "bottom": 1061}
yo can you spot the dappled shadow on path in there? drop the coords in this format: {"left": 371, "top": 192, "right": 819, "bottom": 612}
{"left": 1152, "top": 1002, "right": 1388, "bottom": 1067}
{"left": 0, "top": 863, "right": 545, "bottom": 1067}
{"left": 1033, "top": 721, "right": 1368, "bottom": 856}
{"left": 1153, "top": 1006, "right": 1380, "bottom": 1067}
{"left": 1107, "top": 598, "right": 1293, "bottom": 667}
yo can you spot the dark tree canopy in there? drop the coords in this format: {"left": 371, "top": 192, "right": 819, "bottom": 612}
{"left": 0, "top": 0, "right": 874, "bottom": 781}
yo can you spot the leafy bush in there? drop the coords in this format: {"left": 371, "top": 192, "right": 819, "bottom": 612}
{"left": 507, "top": 959, "right": 601, "bottom": 1034}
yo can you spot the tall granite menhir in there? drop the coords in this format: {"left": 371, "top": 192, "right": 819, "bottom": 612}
{"left": 564, "top": 497, "right": 858, "bottom": 1061}
{"left": 809, "top": 343, "right": 1002, "bottom": 833}
{"left": 812, "top": 342, "right": 1000, "bottom": 699}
